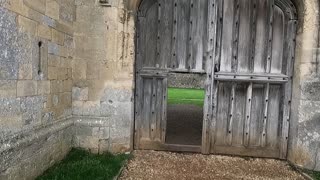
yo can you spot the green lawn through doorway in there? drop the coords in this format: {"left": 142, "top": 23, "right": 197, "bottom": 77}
{"left": 168, "top": 87, "right": 205, "bottom": 107}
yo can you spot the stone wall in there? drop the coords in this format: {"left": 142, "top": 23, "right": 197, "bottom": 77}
{"left": 72, "top": 0, "right": 135, "bottom": 153}
{"left": 288, "top": 0, "right": 320, "bottom": 171}
{"left": 168, "top": 73, "right": 206, "bottom": 89}
{"left": 0, "top": 0, "right": 75, "bottom": 178}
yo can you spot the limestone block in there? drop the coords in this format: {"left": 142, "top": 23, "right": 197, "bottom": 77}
{"left": 48, "top": 66, "right": 58, "bottom": 80}
{"left": 38, "top": 24, "right": 52, "bottom": 40}
{"left": 48, "top": 42, "right": 59, "bottom": 55}
{"left": 42, "top": 15, "right": 56, "bottom": 28}
{"left": 60, "top": 92, "right": 72, "bottom": 107}
{"left": 17, "top": 80, "right": 37, "bottom": 97}
{"left": 82, "top": 101, "right": 101, "bottom": 116}
{"left": 18, "top": 63, "right": 33, "bottom": 80}
{"left": 72, "top": 100, "right": 84, "bottom": 116}
{"left": 48, "top": 54, "right": 60, "bottom": 67}
{"left": 87, "top": 61, "right": 101, "bottom": 80}
{"left": 52, "top": 29, "right": 64, "bottom": 45}
{"left": 92, "top": 127, "right": 110, "bottom": 139}
{"left": 50, "top": 80, "right": 63, "bottom": 93}
{"left": 24, "top": 0, "right": 46, "bottom": 14}
{"left": 63, "top": 80, "right": 72, "bottom": 92}
{"left": 0, "top": 115, "right": 23, "bottom": 132}
{"left": 4, "top": 0, "right": 28, "bottom": 16}
{"left": 37, "top": 80, "right": 50, "bottom": 95}
{"left": 72, "top": 59, "right": 87, "bottom": 80}
{"left": 45, "top": 0, "right": 59, "bottom": 20}
{"left": 72, "top": 87, "right": 88, "bottom": 101}
{"left": 99, "top": 139, "right": 110, "bottom": 153}
{"left": 57, "top": 68, "right": 68, "bottom": 80}
{"left": 17, "top": 15, "right": 37, "bottom": 36}
{"left": 0, "top": 80, "right": 16, "bottom": 98}
{"left": 78, "top": 136, "right": 99, "bottom": 149}
{"left": 76, "top": 125, "right": 93, "bottom": 137}
{"left": 20, "top": 96, "right": 43, "bottom": 125}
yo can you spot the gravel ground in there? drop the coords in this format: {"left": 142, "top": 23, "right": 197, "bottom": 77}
{"left": 120, "top": 151, "right": 305, "bottom": 180}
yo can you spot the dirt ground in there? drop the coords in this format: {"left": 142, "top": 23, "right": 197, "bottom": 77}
{"left": 166, "top": 104, "right": 203, "bottom": 145}
{"left": 120, "top": 151, "right": 305, "bottom": 180}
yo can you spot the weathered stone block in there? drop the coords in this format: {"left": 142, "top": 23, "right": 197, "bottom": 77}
{"left": 82, "top": 101, "right": 101, "bottom": 116}
{"left": 18, "top": 63, "right": 33, "bottom": 80}
{"left": 72, "top": 59, "right": 87, "bottom": 80}
{"left": 17, "top": 15, "right": 37, "bottom": 36}
{"left": 24, "top": 0, "right": 46, "bottom": 14}
{"left": 52, "top": 29, "right": 64, "bottom": 45}
{"left": 37, "top": 80, "right": 50, "bottom": 95}
{"left": 48, "top": 42, "right": 59, "bottom": 55}
{"left": 78, "top": 136, "right": 99, "bottom": 149}
{"left": 45, "top": 0, "right": 59, "bottom": 20}
{"left": 99, "top": 139, "right": 110, "bottom": 153}
{"left": 38, "top": 24, "right": 52, "bottom": 40}
{"left": 57, "top": 68, "right": 68, "bottom": 80}
{"left": 76, "top": 125, "right": 92, "bottom": 136}
{"left": 0, "top": 80, "right": 16, "bottom": 98}
{"left": 17, "top": 80, "right": 37, "bottom": 97}
{"left": 72, "top": 87, "right": 88, "bottom": 101}
{"left": 48, "top": 54, "right": 60, "bottom": 67}
{"left": 48, "top": 66, "right": 58, "bottom": 80}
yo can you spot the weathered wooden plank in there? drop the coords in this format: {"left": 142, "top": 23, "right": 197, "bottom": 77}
{"left": 231, "top": 0, "right": 240, "bottom": 73}
{"left": 144, "top": 3, "right": 159, "bottom": 68}
{"left": 159, "top": 0, "right": 173, "bottom": 69}
{"left": 142, "top": 78, "right": 152, "bottom": 139}
{"left": 266, "top": 0, "right": 274, "bottom": 73}
{"left": 271, "top": 6, "right": 285, "bottom": 74}
{"left": 150, "top": 78, "right": 157, "bottom": 140}
{"left": 261, "top": 83, "right": 270, "bottom": 147}
{"left": 190, "top": 0, "right": 207, "bottom": 71}
{"left": 187, "top": 0, "right": 195, "bottom": 70}
{"left": 161, "top": 77, "right": 168, "bottom": 142}
{"left": 249, "top": 84, "right": 264, "bottom": 147}
{"left": 249, "top": 1, "right": 257, "bottom": 73}
{"left": 238, "top": 0, "right": 254, "bottom": 73}
{"left": 266, "top": 85, "right": 281, "bottom": 148}
{"left": 232, "top": 84, "right": 246, "bottom": 146}
{"left": 202, "top": 0, "right": 216, "bottom": 154}
{"left": 155, "top": 79, "right": 163, "bottom": 141}
{"left": 279, "top": 19, "right": 297, "bottom": 159}
{"left": 170, "top": 0, "right": 178, "bottom": 69}
{"left": 220, "top": 0, "right": 235, "bottom": 72}
{"left": 244, "top": 82, "right": 253, "bottom": 146}
{"left": 253, "top": 0, "right": 270, "bottom": 73}
{"left": 227, "top": 83, "right": 236, "bottom": 145}
{"left": 215, "top": 82, "right": 232, "bottom": 146}
{"left": 176, "top": 0, "right": 190, "bottom": 70}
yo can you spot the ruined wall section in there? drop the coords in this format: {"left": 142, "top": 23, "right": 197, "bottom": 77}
{"left": 72, "top": 0, "right": 135, "bottom": 153}
{"left": 0, "top": 0, "right": 75, "bottom": 178}
{"left": 288, "top": 0, "right": 320, "bottom": 171}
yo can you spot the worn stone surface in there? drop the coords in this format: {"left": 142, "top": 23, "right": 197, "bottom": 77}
{"left": 168, "top": 73, "right": 206, "bottom": 89}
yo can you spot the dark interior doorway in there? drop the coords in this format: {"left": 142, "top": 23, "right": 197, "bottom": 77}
{"left": 165, "top": 73, "right": 205, "bottom": 146}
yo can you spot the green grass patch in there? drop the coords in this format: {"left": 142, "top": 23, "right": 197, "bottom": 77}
{"left": 168, "top": 87, "right": 205, "bottom": 107}
{"left": 304, "top": 170, "right": 320, "bottom": 180}
{"left": 36, "top": 148, "right": 130, "bottom": 180}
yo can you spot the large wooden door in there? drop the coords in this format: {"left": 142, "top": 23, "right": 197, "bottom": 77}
{"left": 135, "top": 0, "right": 297, "bottom": 158}
{"left": 135, "top": 0, "right": 210, "bottom": 150}
{"left": 204, "top": 0, "right": 297, "bottom": 159}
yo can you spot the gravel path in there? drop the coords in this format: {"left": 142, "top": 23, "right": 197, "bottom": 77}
{"left": 120, "top": 151, "right": 305, "bottom": 180}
